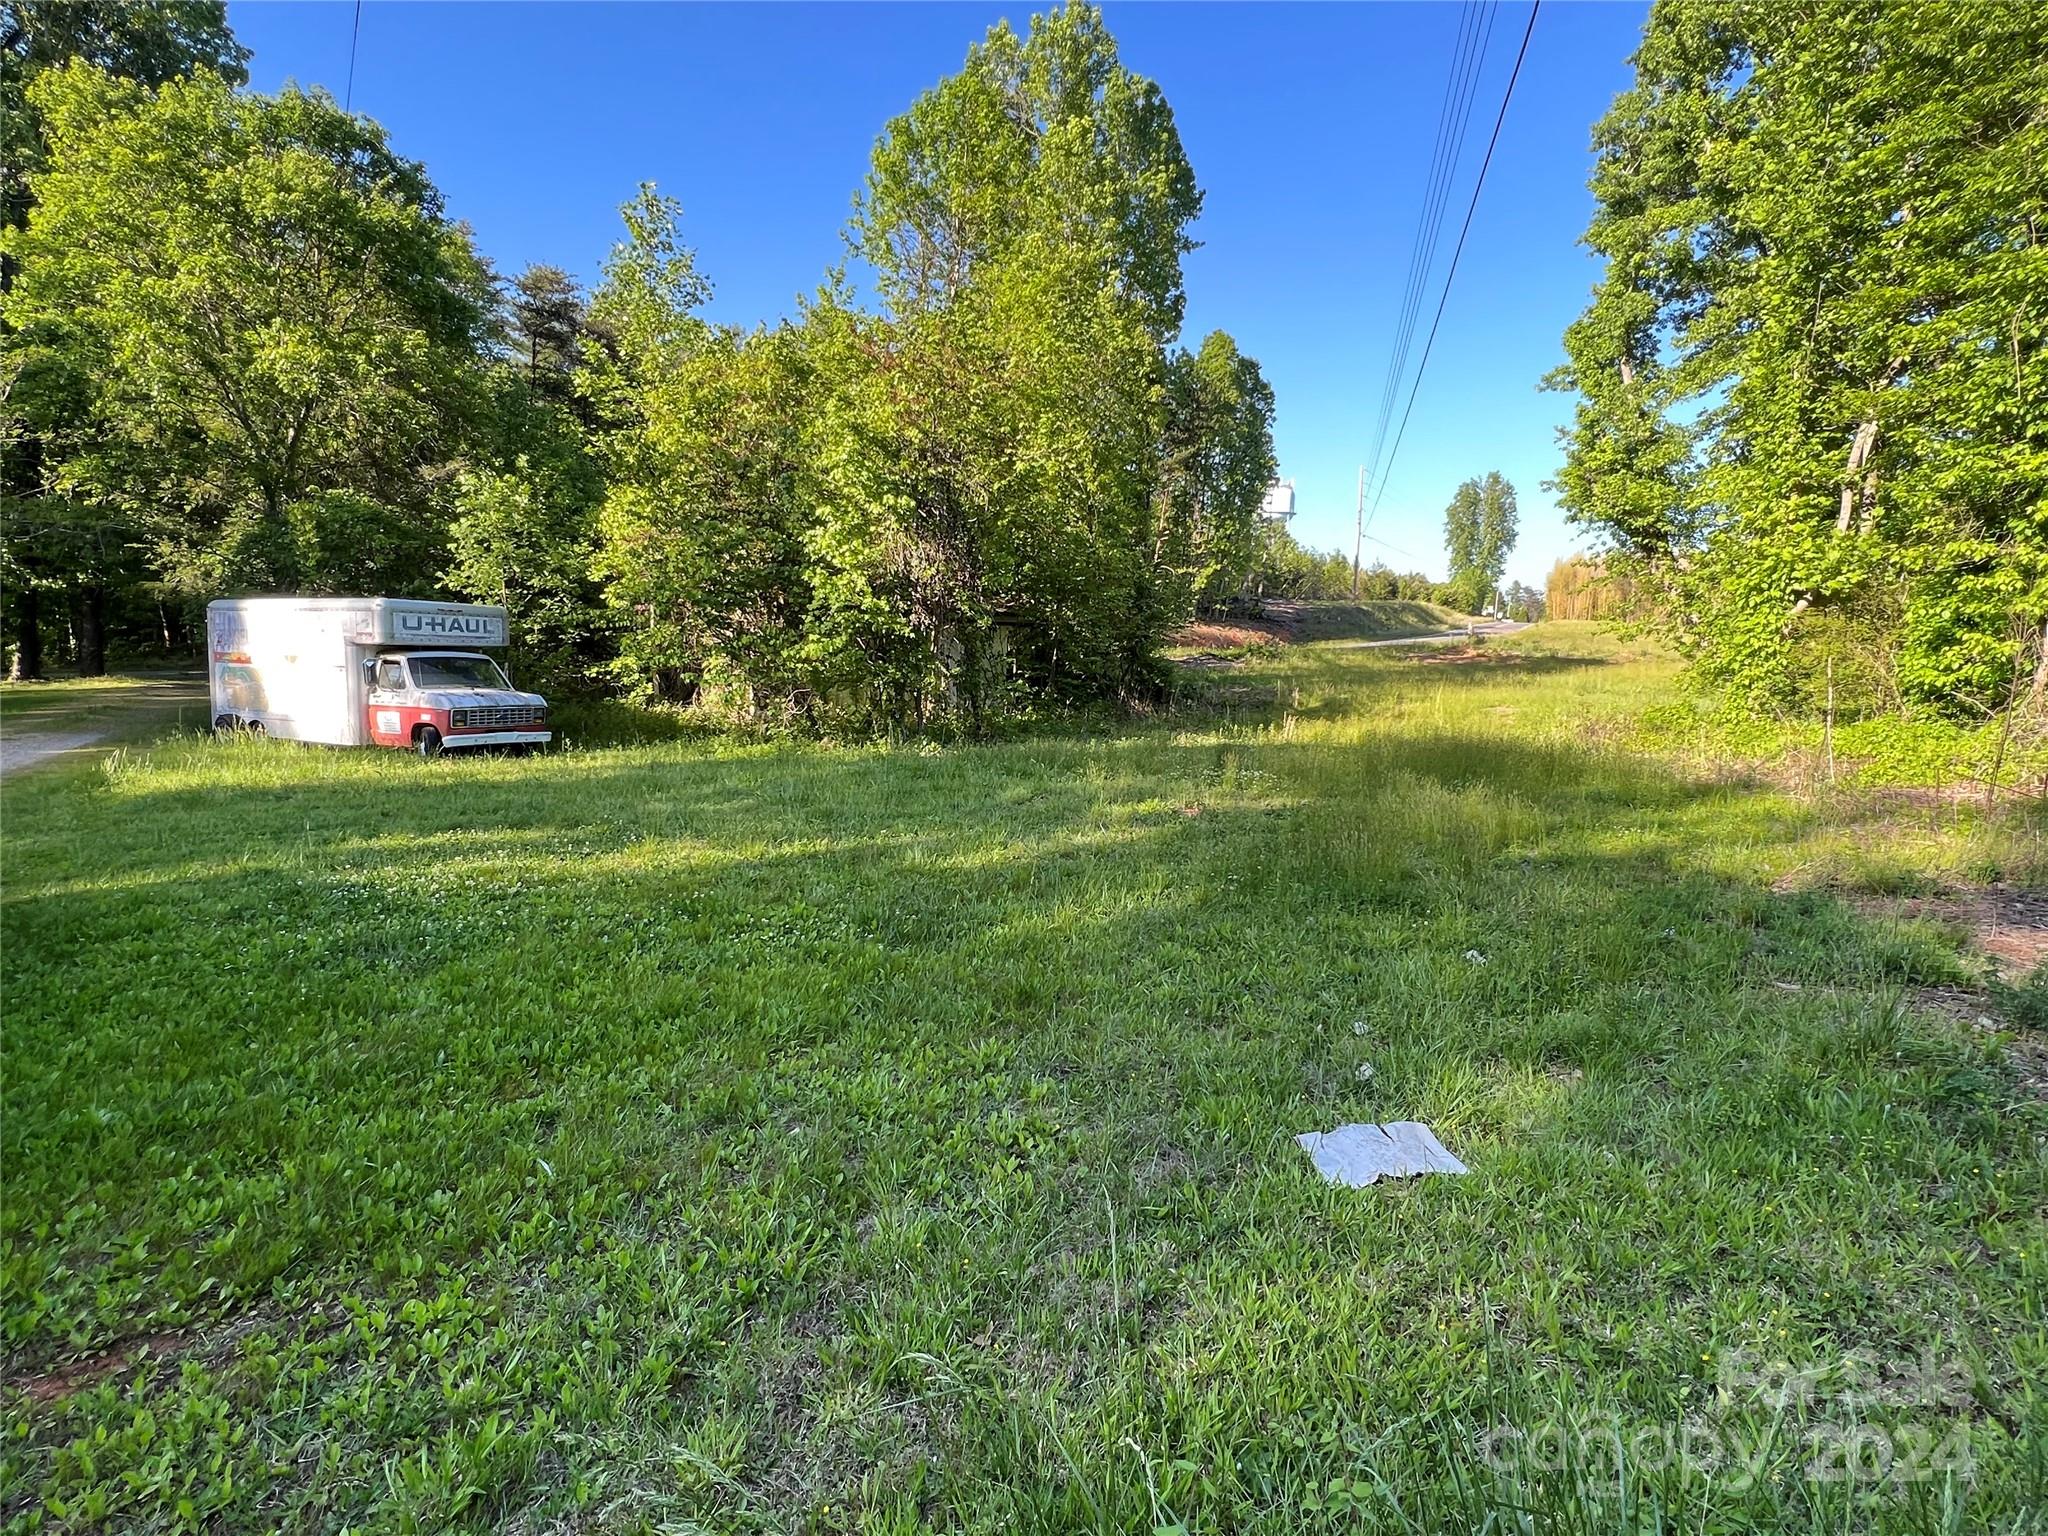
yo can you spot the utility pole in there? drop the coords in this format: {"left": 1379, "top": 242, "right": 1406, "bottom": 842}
{"left": 1351, "top": 465, "right": 1366, "bottom": 599}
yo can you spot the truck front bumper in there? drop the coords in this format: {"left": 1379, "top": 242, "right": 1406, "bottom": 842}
{"left": 442, "top": 730, "right": 552, "bottom": 750}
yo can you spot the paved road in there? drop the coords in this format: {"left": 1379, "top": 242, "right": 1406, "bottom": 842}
{"left": 1333, "top": 619, "right": 1531, "bottom": 649}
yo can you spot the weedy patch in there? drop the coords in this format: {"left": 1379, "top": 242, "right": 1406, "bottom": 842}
{"left": 1849, "top": 885, "right": 2048, "bottom": 976}
{"left": 3, "top": 631, "right": 2045, "bottom": 1533}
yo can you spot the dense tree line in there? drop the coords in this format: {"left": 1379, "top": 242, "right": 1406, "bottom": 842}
{"left": 1240, "top": 524, "right": 1462, "bottom": 609}
{"left": 0, "top": 1, "right": 1278, "bottom": 730}
{"left": 1244, "top": 528, "right": 1355, "bottom": 601}
{"left": 1500, "top": 582, "right": 1544, "bottom": 623}
{"left": 1545, "top": 556, "right": 1626, "bottom": 622}
{"left": 1552, "top": 0, "right": 2048, "bottom": 719}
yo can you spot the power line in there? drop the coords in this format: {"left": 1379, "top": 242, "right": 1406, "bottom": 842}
{"left": 1362, "top": 1, "right": 1475, "bottom": 476}
{"left": 1360, "top": 530, "right": 1419, "bottom": 563}
{"left": 344, "top": 0, "right": 363, "bottom": 112}
{"left": 1362, "top": 3, "right": 1496, "bottom": 490}
{"left": 1365, "top": 0, "right": 1540, "bottom": 528}
{"left": 1380, "top": 0, "right": 1496, "bottom": 484}
{"left": 1376, "top": 2, "right": 1497, "bottom": 476}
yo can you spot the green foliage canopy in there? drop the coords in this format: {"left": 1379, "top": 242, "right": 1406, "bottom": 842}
{"left": 1160, "top": 331, "right": 1279, "bottom": 612}
{"left": 4, "top": 65, "right": 497, "bottom": 596}
{"left": 1, "top": 0, "right": 251, "bottom": 677}
{"left": 587, "top": 3, "right": 1276, "bottom": 725}
{"left": 4, "top": 0, "right": 1277, "bottom": 726}
{"left": 1442, "top": 471, "right": 1518, "bottom": 614}
{"left": 1, "top": 0, "right": 248, "bottom": 242}
{"left": 1551, "top": 0, "right": 2048, "bottom": 713}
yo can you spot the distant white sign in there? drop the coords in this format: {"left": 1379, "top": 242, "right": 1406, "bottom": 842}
{"left": 1259, "top": 479, "right": 1296, "bottom": 522}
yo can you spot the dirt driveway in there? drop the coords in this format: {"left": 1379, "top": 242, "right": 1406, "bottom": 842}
{"left": 0, "top": 673, "right": 207, "bottom": 780}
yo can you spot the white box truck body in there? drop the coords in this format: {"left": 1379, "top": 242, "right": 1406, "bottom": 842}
{"left": 206, "top": 597, "right": 550, "bottom": 755}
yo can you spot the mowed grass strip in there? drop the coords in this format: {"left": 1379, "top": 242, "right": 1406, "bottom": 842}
{"left": 2, "top": 630, "right": 2043, "bottom": 1533}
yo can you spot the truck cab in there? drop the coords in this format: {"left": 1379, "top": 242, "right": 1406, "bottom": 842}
{"left": 365, "top": 650, "right": 551, "bottom": 756}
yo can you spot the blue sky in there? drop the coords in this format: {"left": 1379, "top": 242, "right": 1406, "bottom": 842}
{"left": 227, "top": 1, "right": 1646, "bottom": 589}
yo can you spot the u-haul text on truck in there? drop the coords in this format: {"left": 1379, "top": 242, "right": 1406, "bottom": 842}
{"left": 207, "top": 596, "right": 551, "bottom": 757}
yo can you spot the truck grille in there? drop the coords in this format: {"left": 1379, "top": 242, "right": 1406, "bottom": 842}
{"left": 450, "top": 706, "right": 544, "bottom": 729}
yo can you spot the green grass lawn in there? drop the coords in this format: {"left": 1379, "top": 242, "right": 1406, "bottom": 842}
{"left": 3, "top": 630, "right": 2044, "bottom": 1533}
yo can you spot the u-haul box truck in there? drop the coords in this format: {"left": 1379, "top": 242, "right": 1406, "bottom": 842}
{"left": 206, "top": 596, "right": 551, "bottom": 756}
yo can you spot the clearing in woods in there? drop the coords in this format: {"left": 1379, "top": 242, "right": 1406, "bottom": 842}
{"left": 2, "top": 619, "right": 2043, "bottom": 1532}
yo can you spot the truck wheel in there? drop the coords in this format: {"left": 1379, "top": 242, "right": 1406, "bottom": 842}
{"left": 213, "top": 714, "right": 238, "bottom": 735}
{"left": 415, "top": 725, "right": 443, "bottom": 760}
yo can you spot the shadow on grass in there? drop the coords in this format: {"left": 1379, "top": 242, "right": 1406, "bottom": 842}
{"left": 5, "top": 721, "right": 2013, "bottom": 1238}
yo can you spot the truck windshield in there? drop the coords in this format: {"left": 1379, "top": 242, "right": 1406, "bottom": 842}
{"left": 408, "top": 655, "right": 511, "bottom": 690}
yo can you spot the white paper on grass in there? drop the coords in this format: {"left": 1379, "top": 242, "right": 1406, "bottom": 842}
{"left": 1295, "top": 1121, "right": 1469, "bottom": 1187}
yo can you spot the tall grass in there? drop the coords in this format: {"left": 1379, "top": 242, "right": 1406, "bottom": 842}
{"left": 2, "top": 629, "right": 2042, "bottom": 1532}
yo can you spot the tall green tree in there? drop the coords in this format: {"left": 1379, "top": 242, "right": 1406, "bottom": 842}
{"left": 1159, "top": 331, "right": 1278, "bottom": 612}
{"left": 502, "top": 263, "right": 602, "bottom": 406}
{"left": 1443, "top": 472, "right": 1517, "bottom": 614}
{"left": 1551, "top": 0, "right": 2048, "bottom": 713}
{"left": 851, "top": 0, "right": 1200, "bottom": 341}
{"left": 447, "top": 380, "right": 605, "bottom": 690}
{"left": 2, "top": 0, "right": 248, "bottom": 677}
{"left": 4, "top": 64, "right": 496, "bottom": 599}
{"left": 843, "top": 0, "right": 1207, "bottom": 702}
{"left": 585, "top": 3, "right": 1269, "bottom": 728}
{"left": 447, "top": 262, "right": 611, "bottom": 688}
{"left": 1, "top": 0, "right": 247, "bottom": 274}
{"left": 583, "top": 189, "right": 825, "bottom": 712}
